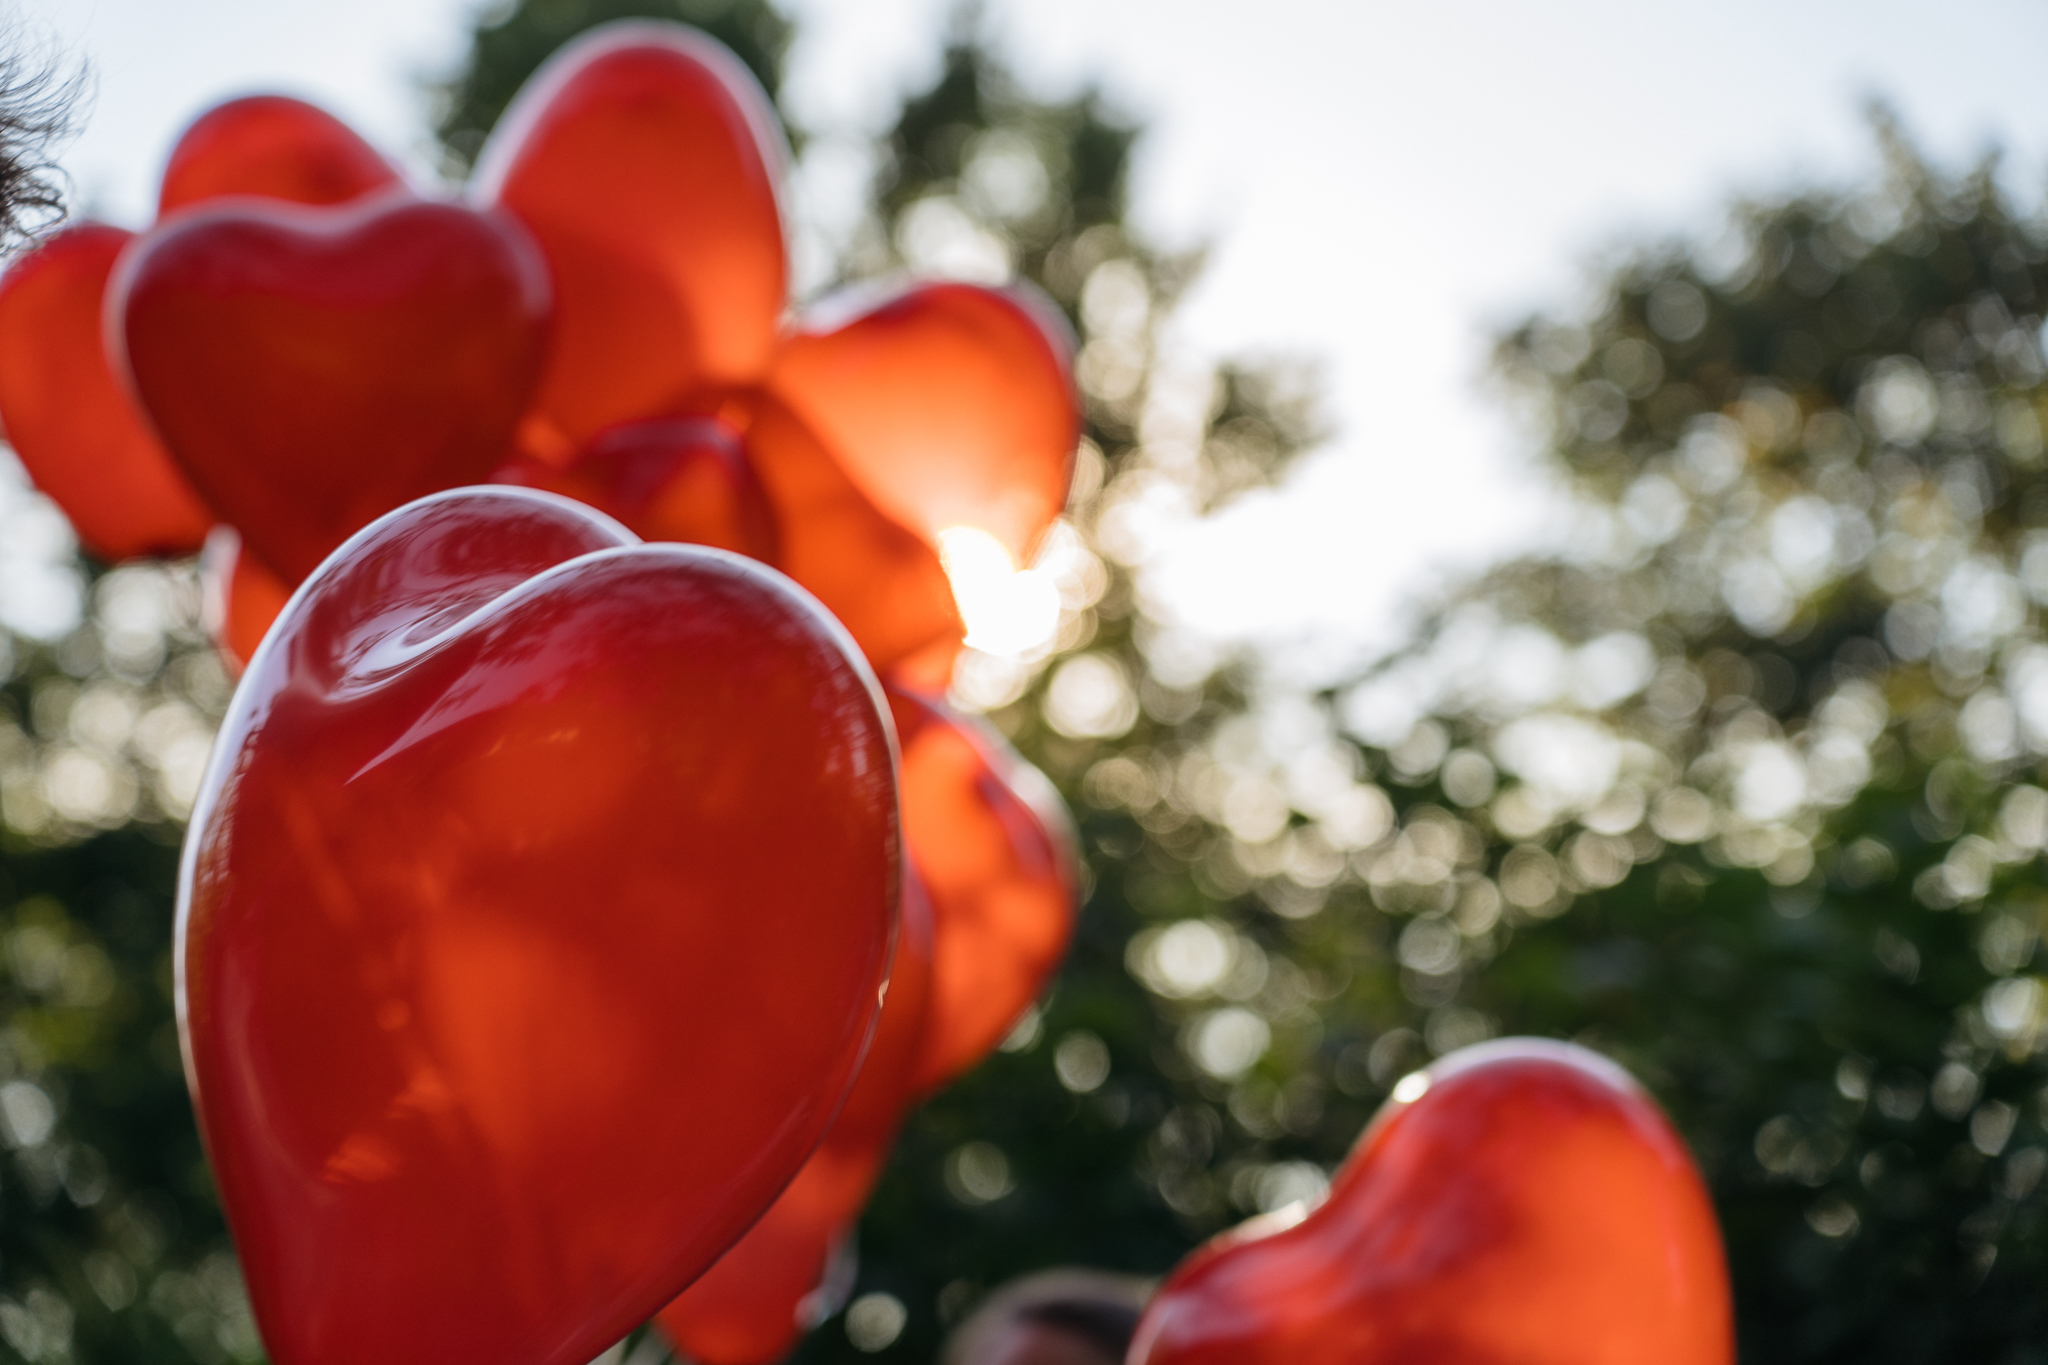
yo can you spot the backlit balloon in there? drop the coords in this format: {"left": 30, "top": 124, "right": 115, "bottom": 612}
{"left": 178, "top": 487, "right": 898, "bottom": 1365}
{"left": 1128, "top": 1039, "right": 1734, "bottom": 1365}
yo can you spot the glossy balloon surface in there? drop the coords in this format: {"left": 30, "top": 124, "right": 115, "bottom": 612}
{"left": 115, "top": 193, "right": 553, "bottom": 582}
{"left": 771, "top": 282, "right": 1077, "bottom": 562}
{"left": 891, "top": 689, "right": 1076, "bottom": 1092}
{"left": 506, "top": 417, "right": 781, "bottom": 564}
{"left": 0, "top": 224, "right": 211, "bottom": 559}
{"left": 1129, "top": 1039, "right": 1733, "bottom": 1365}
{"left": 159, "top": 94, "right": 399, "bottom": 216}
{"left": 178, "top": 487, "right": 898, "bottom": 1365}
{"left": 474, "top": 21, "right": 786, "bottom": 447}
{"left": 658, "top": 875, "right": 935, "bottom": 1365}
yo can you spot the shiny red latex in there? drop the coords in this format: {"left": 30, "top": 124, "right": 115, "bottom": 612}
{"left": 114, "top": 192, "right": 553, "bottom": 582}
{"left": 770, "top": 282, "right": 1077, "bottom": 564}
{"left": 503, "top": 417, "right": 780, "bottom": 564}
{"left": 890, "top": 688, "right": 1077, "bottom": 1093}
{"left": 658, "top": 875, "right": 936, "bottom": 1365}
{"left": 1128, "top": 1039, "right": 1734, "bottom": 1365}
{"left": 159, "top": 94, "right": 399, "bottom": 216}
{"left": 0, "top": 224, "right": 211, "bottom": 559}
{"left": 177, "top": 486, "right": 898, "bottom": 1365}
{"left": 472, "top": 21, "right": 786, "bottom": 449}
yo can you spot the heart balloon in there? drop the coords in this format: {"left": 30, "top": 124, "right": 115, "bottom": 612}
{"left": 0, "top": 224, "right": 212, "bottom": 560}
{"left": 504, "top": 416, "right": 781, "bottom": 565}
{"left": 158, "top": 94, "right": 400, "bottom": 216}
{"left": 658, "top": 874, "right": 936, "bottom": 1365}
{"left": 770, "top": 282, "right": 1078, "bottom": 565}
{"left": 1128, "top": 1039, "right": 1734, "bottom": 1365}
{"left": 742, "top": 395, "right": 962, "bottom": 673}
{"left": 0, "top": 95, "right": 402, "bottom": 566}
{"left": 473, "top": 21, "right": 786, "bottom": 450}
{"left": 890, "top": 688, "right": 1076, "bottom": 1092}
{"left": 178, "top": 486, "right": 898, "bottom": 1365}
{"left": 114, "top": 192, "right": 553, "bottom": 582}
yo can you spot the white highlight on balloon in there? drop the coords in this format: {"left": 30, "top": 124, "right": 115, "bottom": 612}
{"left": 937, "top": 525, "right": 1061, "bottom": 658}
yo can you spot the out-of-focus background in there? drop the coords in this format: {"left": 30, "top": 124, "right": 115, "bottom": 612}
{"left": 0, "top": 1, "right": 2047, "bottom": 1362}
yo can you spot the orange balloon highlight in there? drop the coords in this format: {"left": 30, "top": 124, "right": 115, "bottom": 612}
{"left": 1129, "top": 1039, "right": 1734, "bottom": 1365}
{"left": 772, "top": 282, "right": 1077, "bottom": 564}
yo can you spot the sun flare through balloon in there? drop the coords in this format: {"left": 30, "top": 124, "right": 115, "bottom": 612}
{"left": 937, "top": 524, "right": 1061, "bottom": 658}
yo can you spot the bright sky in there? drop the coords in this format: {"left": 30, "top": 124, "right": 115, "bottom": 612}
{"left": 15, "top": 0, "right": 2048, "bottom": 676}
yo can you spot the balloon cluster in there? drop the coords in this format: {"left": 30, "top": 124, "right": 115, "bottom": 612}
{"left": 0, "top": 19, "right": 1739, "bottom": 1365}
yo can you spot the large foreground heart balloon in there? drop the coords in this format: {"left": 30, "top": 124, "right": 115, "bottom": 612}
{"left": 178, "top": 487, "right": 898, "bottom": 1365}
{"left": 1128, "top": 1039, "right": 1733, "bottom": 1365}
{"left": 113, "top": 192, "right": 553, "bottom": 582}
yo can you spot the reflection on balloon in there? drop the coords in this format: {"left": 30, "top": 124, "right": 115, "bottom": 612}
{"left": 113, "top": 192, "right": 554, "bottom": 582}
{"left": 890, "top": 687, "right": 1077, "bottom": 1093}
{"left": 1128, "top": 1039, "right": 1733, "bottom": 1365}
{"left": 179, "top": 487, "right": 898, "bottom": 1365}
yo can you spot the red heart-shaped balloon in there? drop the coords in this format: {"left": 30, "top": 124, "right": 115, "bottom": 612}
{"left": 1129, "top": 1039, "right": 1733, "bottom": 1365}
{"left": 178, "top": 486, "right": 898, "bottom": 1365}
{"left": 771, "top": 282, "right": 1078, "bottom": 565}
{"left": 0, "top": 96, "right": 401, "bottom": 566}
{"left": 891, "top": 688, "right": 1076, "bottom": 1092}
{"left": 159, "top": 94, "right": 400, "bottom": 217}
{"left": 0, "top": 224, "right": 212, "bottom": 560}
{"left": 473, "top": 21, "right": 786, "bottom": 449}
{"left": 658, "top": 874, "right": 936, "bottom": 1365}
{"left": 113, "top": 192, "right": 553, "bottom": 583}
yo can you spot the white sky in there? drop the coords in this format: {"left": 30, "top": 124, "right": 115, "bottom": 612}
{"left": 14, "top": 0, "right": 2048, "bottom": 676}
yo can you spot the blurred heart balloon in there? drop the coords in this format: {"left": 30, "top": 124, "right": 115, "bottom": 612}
{"left": 178, "top": 486, "right": 898, "bottom": 1365}
{"left": 158, "top": 93, "right": 400, "bottom": 216}
{"left": 0, "top": 94, "right": 399, "bottom": 564}
{"left": 0, "top": 224, "right": 211, "bottom": 560}
{"left": 114, "top": 192, "right": 553, "bottom": 582}
{"left": 1128, "top": 1039, "right": 1734, "bottom": 1365}
{"left": 890, "top": 688, "right": 1076, "bottom": 1092}
{"left": 657, "top": 874, "right": 935, "bottom": 1365}
{"left": 472, "top": 21, "right": 786, "bottom": 450}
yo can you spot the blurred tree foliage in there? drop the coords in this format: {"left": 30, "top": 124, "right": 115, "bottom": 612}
{"left": 3, "top": 2, "right": 2046, "bottom": 1363}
